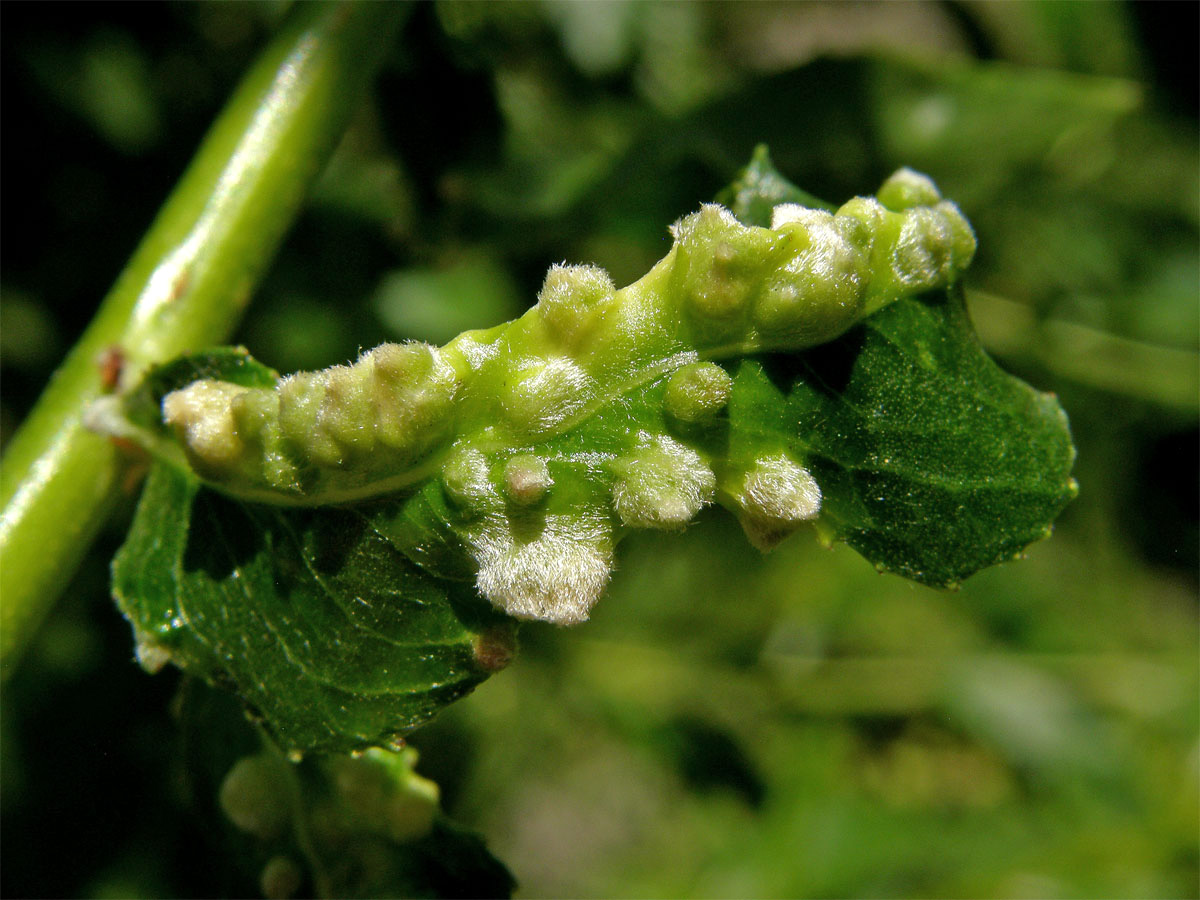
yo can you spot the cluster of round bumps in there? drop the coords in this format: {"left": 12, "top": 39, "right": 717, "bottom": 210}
{"left": 159, "top": 169, "right": 975, "bottom": 625}
{"left": 163, "top": 342, "right": 461, "bottom": 497}
{"left": 670, "top": 167, "right": 975, "bottom": 351}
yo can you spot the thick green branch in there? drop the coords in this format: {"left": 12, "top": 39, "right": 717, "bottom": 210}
{"left": 0, "top": 1, "right": 406, "bottom": 674}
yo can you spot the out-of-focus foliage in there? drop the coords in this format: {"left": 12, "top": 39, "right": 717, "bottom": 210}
{"left": 1, "top": 2, "right": 1195, "bottom": 897}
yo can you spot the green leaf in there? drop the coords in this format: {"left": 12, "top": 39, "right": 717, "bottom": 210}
{"left": 715, "top": 143, "right": 836, "bottom": 222}
{"left": 114, "top": 464, "right": 515, "bottom": 753}
{"left": 716, "top": 148, "right": 1076, "bottom": 585}
{"left": 727, "top": 287, "right": 1076, "bottom": 586}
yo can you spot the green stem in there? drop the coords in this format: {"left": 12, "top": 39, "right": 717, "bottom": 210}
{"left": 0, "top": 1, "right": 406, "bottom": 675}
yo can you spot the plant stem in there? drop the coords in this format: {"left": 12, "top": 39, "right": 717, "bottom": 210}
{"left": 0, "top": 1, "right": 407, "bottom": 675}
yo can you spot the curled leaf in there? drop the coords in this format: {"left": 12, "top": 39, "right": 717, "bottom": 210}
{"left": 140, "top": 169, "right": 976, "bottom": 624}
{"left": 106, "top": 156, "right": 1074, "bottom": 752}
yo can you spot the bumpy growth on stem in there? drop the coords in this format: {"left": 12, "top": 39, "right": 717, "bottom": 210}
{"left": 151, "top": 171, "right": 975, "bottom": 625}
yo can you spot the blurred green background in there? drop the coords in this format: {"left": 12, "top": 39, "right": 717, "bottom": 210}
{"left": 2, "top": 2, "right": 1196, "bottom": 897}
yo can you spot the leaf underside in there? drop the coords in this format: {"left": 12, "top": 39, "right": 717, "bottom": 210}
{"left": 114, "top": 463, "right": 512, "bottom": 752}
{"left": 111, "top": 155, "right": 1076, "bottom": 753}
{"left": 113, "top": 350, "right": 515, "bottom": 752}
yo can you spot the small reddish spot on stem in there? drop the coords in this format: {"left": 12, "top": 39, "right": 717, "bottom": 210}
{"left": 169, "top": 267, "right": 192, "bottom": 303}
{"left": 97, "top": 346, "right": 125, "bottom": 391}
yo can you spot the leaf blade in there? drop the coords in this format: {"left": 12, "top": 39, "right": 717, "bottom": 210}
{"left": 724, "top": 285, "right": 1076, "bottom": 586}
{"left": 114, "top": 463, "right": 515, "bottom": 753}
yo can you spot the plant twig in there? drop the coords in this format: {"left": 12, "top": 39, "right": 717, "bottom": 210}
{"left": 0, "top": 0, "right": 407, "bottom": 675}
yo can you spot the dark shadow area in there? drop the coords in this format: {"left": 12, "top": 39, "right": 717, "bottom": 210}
{"left": 183, "top": 489, "right": 265, "bottom": 577}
